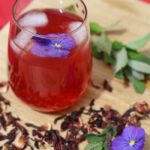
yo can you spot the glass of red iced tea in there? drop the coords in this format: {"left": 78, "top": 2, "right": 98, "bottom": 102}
{"left": 8, "top": 0, "right": 92, "bottom": 112}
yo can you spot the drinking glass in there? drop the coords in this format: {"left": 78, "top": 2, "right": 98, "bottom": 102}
{"left": 8, "top": 0, "right": 92, "bottom": 112}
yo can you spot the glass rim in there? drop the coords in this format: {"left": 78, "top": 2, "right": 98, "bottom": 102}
{"left": 12, "top": 0, "right": 88, "bottom": 39}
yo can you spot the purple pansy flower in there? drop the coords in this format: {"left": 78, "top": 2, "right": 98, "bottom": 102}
{"left": 31, "top": 33, "right": 76, "bottom": 58}
{"left": 111, "top": 126, "right": 145, "bottom": 150}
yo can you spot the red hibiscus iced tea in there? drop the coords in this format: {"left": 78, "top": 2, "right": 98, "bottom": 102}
{"left": 8, "top": 7, "right": 92, "bottom": 112}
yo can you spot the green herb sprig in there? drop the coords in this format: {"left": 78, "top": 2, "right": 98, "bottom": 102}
{"left": 90, "top": 22, "right": 150, "bottom": 93}
{"left": 85, "top": 125, "right": 117, "bottom": 150}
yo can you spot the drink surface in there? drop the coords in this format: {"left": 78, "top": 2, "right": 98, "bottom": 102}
{"left": 8, "top": 9, "right": 92, "bottom": 112}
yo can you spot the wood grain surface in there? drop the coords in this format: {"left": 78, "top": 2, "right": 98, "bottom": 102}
{"left": 0, "top": 0, "right": 150, "bottom": 149}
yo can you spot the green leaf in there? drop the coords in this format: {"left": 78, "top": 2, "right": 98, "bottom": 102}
{"left": 125, "top": 68, "right": 145, "bottom": 93}
{"left": 127, "top": 50, "right": 150, "bottom": 65}
{"left": 128, "top": 60, "right": 150, "bottom": 74}
{"left": 126, "top": 33, "right": 150, "bottom": 49}
{"left": 115, "top": 47, "right": 128, "bottom": 73}
{"left": 115, "top": 70, "right": 125, "bottom": 80}
{"left": 130, "top": 77, "right": 145, "bottom": 93}
{"left": 92, "top": 42, "right": 102, "bottom": 59}
{"left": 103, "top": 53, "right": 116, "bottom": 65}
{"left": 84, "top": 143, "right": 103, "bottom": 150}
{"left": 103, "top": 140, "right": 109, "bottom": 150}
{"left": 86, "top": 134, "right": 105, "bottom": 143}
{"left": 65, "top": 5, "right": 76, "bottom": 12}
{"left": 103, "top": 125, "right": 117, "bottom": 137}
{"left": 104, "top": 20, "right": 121, "bottom": 31}
{"left": 112, "top": 41, "right": 124, "bottom": 51}
{"left": 92, "top": 33, "right": 112, "bottom": 55}
{"left": 132, "top": 70, "right": 145, "bottom": 80}
{"left": 90, "top": 22, "right": 104, "bottom": 34}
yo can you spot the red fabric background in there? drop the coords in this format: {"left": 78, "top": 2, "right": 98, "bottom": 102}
{"left": 0, "top": 0, "right": 150, "bottom": 30}
{"left": 142, "top": 0, "right": 150, "bottom": 3}
{"left": 0, "top": 0, "right": 31, "bottom": 29}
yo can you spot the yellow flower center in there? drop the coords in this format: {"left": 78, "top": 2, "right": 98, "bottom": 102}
{"left": 129, "top": 140, "right": 135, "bottom": 146}
{"left": 55, "top": 43, "right": 61, "bottom": 48}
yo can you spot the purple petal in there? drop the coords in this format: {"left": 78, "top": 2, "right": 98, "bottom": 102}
{"left": 32, "top": 44, "right": 70, "bottom": 58}
{"left": 122, "top": 126, "right": 145, "bottom": 142}
{"left": 48, "top": 34, "right": 76, "bottom": 50}
{"left": 47, "top": 46, "right": 70, "bottom": 58}
{"left": 57, "top": 33, "right": 76, "bottom": 50}
{"left": 111, "top": 126, "right": 146, "bottom": 150}
{"left": 32, "top": 36, "right": 51, "bottom": 46}
{"left": 31, "top": 43, "right": 49, "bottom": 57}
{"left": 31, "top": 33, "right": 76, "bottom": 58}
{"left": 111, "top": 136, "right": 132, "bottom": 150}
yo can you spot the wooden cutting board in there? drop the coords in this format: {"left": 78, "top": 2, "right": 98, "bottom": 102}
{"left": 0, "top": 0, "right": 150, "bottom": 149}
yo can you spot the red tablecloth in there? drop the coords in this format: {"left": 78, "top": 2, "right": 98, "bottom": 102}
{"left": 0, "top": 0, "right": 150, "bottom": 30}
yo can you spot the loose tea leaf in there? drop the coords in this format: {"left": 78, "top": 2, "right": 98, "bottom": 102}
{"left": 102, "top": 80, "right": 113, "bottom": 92}
{"left": 0, "top": 88, "right": 149, "bottom": 149}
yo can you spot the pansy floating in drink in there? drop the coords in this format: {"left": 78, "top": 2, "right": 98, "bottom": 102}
{"left": 8, "top": 0, "right": 92, "bottom": 112}
{"left": 32, "top": 34, "right": 76, "bottom": 58}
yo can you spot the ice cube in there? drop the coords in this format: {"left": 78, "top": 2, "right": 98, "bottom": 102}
{"left": 68, "top": 22, "right": 87, "bottom": 44}
{"left": 19, "top": 11, "right": 48, "bottom": 27}
{"left": 11, "top": 27, "right": 36, "bottom": 54}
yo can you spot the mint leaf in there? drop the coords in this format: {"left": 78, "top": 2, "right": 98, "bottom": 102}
{"left": 92, "top": 33, "right": 112, "bottom": 54}
{"left": 128, "top": 60, "right": 150, "bottom": 74}
{"left": 90, "top": 22, "right": 104, "bottom": 34}
{"left": 115, "top": 47, "right": 128, "bottom": 73}
{"left": 65, "top": 5, "right": 76, "bottom": 12}
{"left": 103, "top": 53, "right": 116, "bottom": 65}
{"left": 104, "top": 20, "right": 121, "bottom": 31}
{"left": 128, "top": 50, "right": 150, "bottom": 65}
{"left": 86, "top": 134, "right": 105, "bottom": 143}
{"left": 126, "top": 33, "right": 150, "bottom": 49}
{"left": 85, "top": 143, "right": 103, "bottom": 150}
{"left": 112, "top": 41, "right": 124, "bottom": 51}
{"left": 115, "top": 70, "right": 125, "bottom": 80}
{"left": 90, "top": 21, "right": 150, "bottom": 94}
{"left": 90, "top": 20, "right": 120, "bottom": 34}
{"left": 92, "top": 42, "right": 102, "bottom": 59}
{"left": 103, "top": 140, "right": 109, "bottom": 150}
{"left": 103, "top": 125, "right": 117, "bottom": 137}
{"left": 125, "top": 68, "right": 145, "bottom": 93}
{"left": 85, "top": 125, "right": 116, "bottom": 150}
{"left": 130, "top": 77, "right": 145, "bottom": 93}
{"left": 132, "top": 70, "right": 145, "bottom": 80}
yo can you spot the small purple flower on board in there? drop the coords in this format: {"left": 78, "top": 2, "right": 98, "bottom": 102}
{"left": 111, "top": 126, "right": 145, "bottom": 150}
{"left": 31, "top": 34, "right": 76, "bottom": 58}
